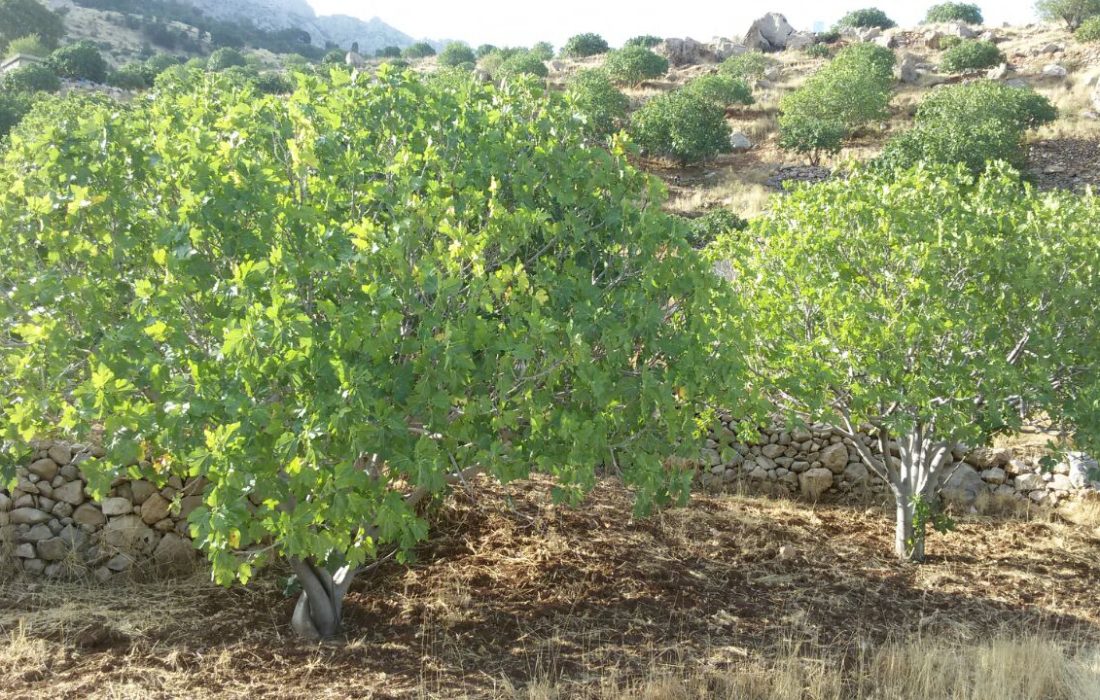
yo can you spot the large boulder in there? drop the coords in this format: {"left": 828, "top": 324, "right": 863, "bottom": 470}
{"left": 940, "top": 464, "right": 987, "bottom": 507}
{"left": 99, "top": 514, "right": 157, "bottom": 557}
{"left": 657, "top": 37, "right": 708, "bottom": 66}
{"left": 820, "top": 443, "right": 850, "bottom": 473}
{"left": 799, "top": 468, "right": 834, "bottom": 500}
{"left": 744, "top": 13, "right": 796, "bottom": 52}
{"left": 153, "top": 534, "right": 197, "bottom": 576}
{"left": 1068, "top": 453, "right": 1098, "bottom": 488}
{"left": 709, "top": 38, "right": 746, "bottom": 61}
{"left": 1091, "top": 80, "right": 1100, "bottom": 113}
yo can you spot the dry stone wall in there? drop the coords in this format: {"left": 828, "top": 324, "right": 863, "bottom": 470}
{"left": 697, "top": 416, "right": 1100, "bottom": 508}
{"left": 1, "top": 442, "right": 199, "bottom": 581}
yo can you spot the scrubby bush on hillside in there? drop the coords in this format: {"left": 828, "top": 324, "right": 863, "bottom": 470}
{"left": 0, "top": 90, "right": 33, "bottom": 138}
{"left": 817, "top": 29, "right": 842, "bottom": 44}
{"left": 683, "top": 209, "right": 747, "bottom": 248}
{"left": 375, "top": 45, "right": 402, "bottom": 58}
{"left": 49, "top": 41, "right": 108, "bottom": 83}
{"left": 402, "top": 41, "right": 436, "bottom": 59}
{"left": 879, "top": 80, "right": 1056, "bottom": 173}
{"left": 777, "top": 115, "right": 847, "bottom": 165}
{"left": 530, "top": 41, "right": 554, "bottom": 61}
{"left": 1036, "top": 0, "right": 1100, "bottom": 30}
{"left": 143, "top": 53, "right": 179, "bottom": 79}
{"left": 0, "top": 68, "right": 739, "bottom": 640}
{"left": 602, "top": 46, "right": 669, "bottom": 85}
{"left": 438, "top": 42, "right": 476, "bottom": 67}
{"left": 625, "top": 35, "right": 663, "bottom": 48}
{"left": 836, "top": 8, "right": 897, "bottom": 30}
{"left": 475, "top": 44, "right": 497, "bottom": 58}
{"left": 561, "top": 32, "right": 609, "bottom": 58}
{"left": 4, "top": 34, "right": 47, "bottom": 57}
{"left": 630, "top": 90, "right": 732, "bottom": 165}
{"left": 107, "top": 63, "right": 149, "bottom": 90}
{"left": 940, "top": 40, "right": 1004, "bottom": 72}
{"left": 719, "top": 51, "right": 770, "bottom": 84}
{"left": 681, "top": 74, "right": 754, "bottom": 108}
{"left": 322, "top": 49, "right": 344, "bottom": 64}
{"left": 0, "top": 0, "right": 64, "bottom": 52}
{"left": 565, "top": 69, "right": 630, "bottom": 140}
{"left": 207, "top": 47, "right": 246, "bottom": 72}
{"left": 804, "top": 43, "right": 831, "bottom": 58}
{"left": 497, "top": 50, "right": 548, "bottom": 79}
{"left": 1, "top": 61, "right": 59, "bottom": 92}
{"left": 924, "top": 2, "right": 984, "bottom": 24}
{"left": 1076, "top": 15, "right": 1100, "bottom": 39}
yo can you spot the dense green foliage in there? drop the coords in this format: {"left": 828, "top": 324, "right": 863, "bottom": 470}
{"left": 880, "top": 80, "right": 1056, "bottom": 173}
{"left": 496, "top": 50, "right": 549, "bottom": 79}
{"left": 475, "top": 44, "right": 498, "bottom": 58}
{"left": 778, "top": 43, "right": 895, "bottom": 164}
{"left": 683, "top": 209, "right": 747, "bottom": 248}
{"left": 438, "top": 42, "right": 476, "bottom": 68}
{"left": 713, "top": 163, "right": 1100, "bottom": 559}
{"left": 630, "top": 90, "right": 731, "bottom": 165}
{"left": 564, "top": 69, "right": 630, "bottom": 141}
{"left": 680, "top": 74, "right": 754, "bottom": 108}
{"left": 836, "top": 7, "right": 897, "bottom": 29}
{"left": 402, "top": 42, "right": 436, "bottom": 59}
{"left": 804, "top": 43, "right": 831, "bottom": 59}
{"left": 940, "top": 40, "right": 1004, "bottom": 72}
{"left": 561, "top": 33, "right": 610, "bottom": 58}
{"left": 0, "top": 91, "right": 33, "bottom": 138}
{"left": 624, "top": 35, "right": 663, "bottom": 48}
{"left": 924, "top": 2, "right": 985, "bottom": 23}
{"left": 0, "top": 70, "right": 738, "bottom": 615}
{"left": 48, "top": 41, "right": 108, "bottom": 83}
{"left": 1, "top": 61, "right": 59, "bottom": 93}
{"left": 602, "top": 46, "right": 669, "bottom": 85}
{"left": 719, "top": 51, "right": 770, "bottom": 84}
{"left": 0, "top": 0, "right": 64, "bottom": 52}
{"left": 108, "top": 63, "right": 150, "bottom": 90}
{"left": 207, "top": 47, "right": 247, "bottom": 72}
{"left": 1036, "top": 0, "right": 1100, "bottom": 29}
{"left": 375, "top": 46, "right": 403, "bottom": 59}
{"left": 1076, "top": 15, "right": 1100, "bottom": 40}
{"left": 4, "top": 34, "right": 47, "bottom": 57}
{"left": 530, "top": 42, "right": 555, "bottom": 61}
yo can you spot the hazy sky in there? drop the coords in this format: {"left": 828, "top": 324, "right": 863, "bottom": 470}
{"left": 306, "top": 1, "right": 1041, "bottom": 46}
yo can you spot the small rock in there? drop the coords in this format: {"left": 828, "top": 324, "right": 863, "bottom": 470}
{"left": 106, "top": 553, "right": 134, "bottom": 572}
{"left": 980, "top": 467, "right": 1006, "bottom": 485}
{"left": 101, "top": 497, "right": 133, "bottom": 517}
{"left": 140, "top": 493, "right": 171, "bottom": 525}
{"left": 47, "top": 445, "right": 72, "bottom": 465}
{"left": 799, "top": 468, "right": 834, "bottom": 500}
{"left": 51, "top": 480, "right": 85, "bottom": 506}
{"left": 22, "top": 558, "right": 45, "bottom": 575}
{"left": 844, "top": 462, "right": 869, "bottom": 485}
{"left": 129, "top": 480, "right": 158, "bottom": 505}
{"left": 73, "top": 503, "right": 106, "bottom": 528}
{"left": 1042, "top": 64, "right": 1068, "bottom": 79}
{"left": 729, "top": 132, "right": 752, "bottom": 150}
{"left": 27, "top": 458, "right": 59, "bottom": 480}
{"left": 820, "top": 443, "right": 849, "bottom": 473}
{"left": 14, "top": 543, "right": 36, "bottom": 558}
{"left": 36, "top": 537, "right": 70, "bottom": 561}
{"left": 10, "top": 508, "right": 51, "bottom": 525}
{"left": 1015, "top": 473, "right": 1045, "bottom": 491}
{"left": 153, "top": 534, "right": 196, "bottom": 576}
{"left": 1049, "top": 474, "right": 1074, "bottom": 491}
{"left": 23, "top": 523, "right": 54, "bottom": 542}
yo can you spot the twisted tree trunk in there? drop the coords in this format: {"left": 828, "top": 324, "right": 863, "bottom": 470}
{"left": 290, "top": 558, "right": 356, "bottom": 640}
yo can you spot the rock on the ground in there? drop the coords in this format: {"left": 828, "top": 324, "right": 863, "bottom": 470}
{"left": 844, "top": 462, "right": 870, "bottom": 485}
{"left": 99, "top": 515, "right": 157, "bottom": 556}
{"left": 941, "top": 464, "right": 986, "bottom": 507}
{"left": 799, "top": 468, "right": 833, "bottom": 500}
{"left": 1015, "top": 473, "right": 1045, "bottom": 492}
{"left": 657, "top": 37, "right": 708, "bottom": 66}
{"left": 1042, "top": 64, "right": 1068, "bottom": 79}
{"left": 709, "top": 38, "right": 746, "bottom": 60}
{"left": 36, "top": 537, "right": 71, "bottom": 561}
{"left": 820, "top": 443, "right": 849, "bottom": 473}
{"left": 744, "top": 13, "right": 795, "bottom": 52}
{"left": 729, "top": 132, "right": 752, "bottom": 150}
{"left": 153, "top": 534, "right": 197, "bottom": 576}
{"left": 1068, "top": 453, "right": 1098, "bottom": 488}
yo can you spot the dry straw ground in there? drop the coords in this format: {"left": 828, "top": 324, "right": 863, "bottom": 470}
{"left": 2, "top": 476, "right": 1099, "bottom": 698}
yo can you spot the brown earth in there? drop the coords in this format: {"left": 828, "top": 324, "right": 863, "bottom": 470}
{"left": 2, "top": 476, "right": 1098, "bottom": 698}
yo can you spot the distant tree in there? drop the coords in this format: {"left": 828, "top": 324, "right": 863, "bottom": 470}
{"left": 475, "top": 43, "right": 498, "bottom": 58}
{"left": 322, "top": 49, "right": 346, "bottom": 64}
{"left": 207, "top": 47, "right": 246, "bottom": 72}
{"left": 4, "top": 33, "right": 47, "bottom": 57}
{"left": 561, "top": 32, "right": 610, "bottom": 58}
{"left": 717, "top": 163, "right": 1100, "bottom": 562}
{"left": 0, "top": 0, "right": 65, "bottom": 52}
{"left": 375, "top": 46, "right": 403, "bottom": 58}
{"left": 601, "top": 46, "right": 669, "bottom": 86}
{"left": 1, "top": 61, "right": 59, "bottom": 92}
{"left": 402, "top": 41, "right": 436, "bottom": 59}
{"left": 142, "top": 53, "right": 180, "bottom": 80}
{"left": 836, "top": 7, "right": 897, "bottom": 30}
{"left": 530, "top": 41, "right": 554, "bottom": 61}
{"left": 1036, "top": 0, "right": 1100, "bottom": 29}
{"left": 0, "top": 90, "right": 33, "bottom": 138}
{"left": 682, "top": 209, "right": 747, "bottom": 248}
{"left": 939, "top": 40, "right": 1004, "bottom": 72}
{"left": 48, "top": 40, "right": 108, "bottom": 83}
{"left": 1078, "top": 14, "right": 1100, "bottom": 39}
{"left": 107, "top": 63, "right": 149, "bottom": 90}
{"left": 681, "top": 74, "right": 754, "bottom": 108}
{"left": 497, "top": 50, "right": 549, "bottom": 79}
{"left": 719, "top": 51, "right": 771, "bottom": 84}
{"left": 924, "top": 2, "right": 985, "bottom": 24}
{"left": 438, "top": 42, "right": 476, "bottom": 68}
{"left": 565, "top": 68, "right": 630, "bottom": 141}
{"left": 624, "top": 35, "right": 663, "bottom": 48}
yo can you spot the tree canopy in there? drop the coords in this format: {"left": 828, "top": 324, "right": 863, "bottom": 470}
{"left": 0, "top": 0, "right": 65, "bottom": 52}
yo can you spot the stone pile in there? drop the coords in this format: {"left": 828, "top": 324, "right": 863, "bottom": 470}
{"left": 1, "top": 442, "right": 199, "bottom": 581}
{"left": 697, "top": 418, "right": 1100, "bottom": 508}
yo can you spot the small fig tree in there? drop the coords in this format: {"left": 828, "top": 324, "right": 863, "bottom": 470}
{"left": 715, "top": 163, "right": 1100, "bottom": 562}
{"left": 0, "top": 70, "right": 741, "bottom": 637}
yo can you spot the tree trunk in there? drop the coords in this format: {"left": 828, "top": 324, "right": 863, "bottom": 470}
{"left": 290, "top": 558, "right": 357, "bottom": 640}
{"left": 894, "top": 488, "right": 925, "bottom": 562}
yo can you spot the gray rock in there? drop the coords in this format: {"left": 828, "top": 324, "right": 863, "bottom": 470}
{"left": 744, "top": 13, "right": 795, "bottom": 52}
{"left": 101, "top": 497, "right": 133, "bottom": 517}
{"left": 14, "top": 542, "right": 36, "bottom": 558}
{"left": 1042, "top": 64, "right": 1068, "bottom": 79}
{"left": 106, "top": 553, "right": 134, "bottom": 572}
{"left": 73, "top": 503, "right": 106, "bottom": 528}
{"left": 1093, "top": 80, "right": 1100, "bottom": 113}
{"left": 22, "top": 558, "right": 45, "bottom": 575}
{"left": 710, "top": 38, "right": 746, "bottom": 61}
{"left": 1049, "top": 474, "right": 1074, "bottom": 491}
{"left": 1015, "top": 473, "right": 1045, "bottom": 492}
{"left": 791, "top": 427, "right": 812, "bottom": 442}
{"left": 820, "top": 443, "right": 849, "bottom": 473}
{"left": 23, "top": 523, "right": 53, "bottom": 542}
{"left": 1068, "top": 453, "right": 1097, "bottom": 488}
{"left": 761, "top": 443, "right": 785, "bottom": 459}
{"left": 657, "top": 37, "right": 708, "bottom": 66}
{"left": 0, "top": 493, "right": 10, "bottom": 511}
{"left": 60, "top": 464, "right": 80, "bottom": 480}
{"left": 844, "top": 462, "right": 869, "bottom": 485}
{"left": 10, "top": 508, "right": 51, "bottom": 525}
{"left": 36, "top": 537, "right": 70, "bottom": 561}
{"left": 47, "top": 445, "right": 72, "bottom": 465}
{"left": 799, "top": 468, "right": 833, "bottom": 500}
{"left": 153, "top": 534, "right": 197, "bottom": 576}
{"left": 965, "top": 448, "right": 1008, "bottom": 469}
{"left": 140, "top": 493, "right": 172, "bottom": 525}
{"left": 980, "top": 467, "right": 1006, "bottom": 485}
{"left": 99, "top": 515, "right": 157, "bottom": 556}
{"left": 51, "top": 480, "right": 85, "bottom": 506}
{"left": 178, "top": 495, "right": 204, "bottom": 520}
{"left": 987, "top": 63, "right": 1010, "bottom": 80}
{"left": 729, "top": 132, "right": 752, "bottom": 150}
{"left": 786, "top": 33, "right": 816, "bottom": 51}
{"left": 940, "top": 464, "right": 986, "bottom": 507}
{"left": 27, "top": 458, "right": 59, "bottom": 480}
{"left": 129, "top": 480, "right": 158, "bottom": 505}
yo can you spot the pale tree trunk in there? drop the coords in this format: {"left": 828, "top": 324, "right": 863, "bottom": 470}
{"left": 840, "top": 415, "right": 954, "bottom": 563}
{"left": 290, "top": 558, "right": 356, "bottom": 640}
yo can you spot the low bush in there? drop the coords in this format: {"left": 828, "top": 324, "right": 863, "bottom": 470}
{"left": 719, "top": 51, "right": 770, "bottom": 83}
{"left": 0, "top": 90, "right": 33, "bottom": 138}
{"left": 602, "top": 46, "right": 668, "bottom": 85}
{"left": 683, "top": 209, "right": 747, "bottom": 248}
{"left": 375, "top": 46, "right": 402, "bottom": 58}
{"left": 565, "top": 69, "right": 630, "bottom": 140}
{"left": 940, "top": 40, "right": 1004, "bottom": 72}
{"left": 107, "top": 63, "right": 148, "bottom": 90}
{"left": 4, "top": 34, "right": 47, "bottom": 57}
{"left": 624, "top": 35, "right": 662, "bottom": 48}
{"left": 1076, "top": 15, "right": 1100, "bottom": 40}
{"left": 497, "top": 50, "right": 548, "bottom": 79}
{"left": 402, "top": 42, "right": 436, "bottom": 59}
{"left": 561, "top": 32, "right": 609, "bottom": 58}
{"left": 681, "top": 74, "right": 753, "bottom": 108}
{"left": 879, "top": 80, "right": 1056, "bottom": 173}
{"left": 804, "top": 43, "right": 831, "bottom": 59}
{"left": 777, "top": 115, "right": 847, "bottom": 165}
{"left": 438, "top": 42, "right": 476, "bottom": 68}
{"left": 817, "top": 30, "right": 842, "bottom": 44}
{"left": 836, "top": 8, "right": 897, "bottom": 30}
{"left": 630, "top": 90, "right": 731, "bottom": 165}
{"left": 48, "top": 41, "right": 108, "bottom": 83}
{"left": 1, "top": 61, "right": 58, "bottom": 92}
{"left": 530, "top": 41, "right": 554, "bottom": 61}
{"left": 255, "top": 71, "right": 292, "bottom": 94}
{"left": 207, "top": 47, "right": 246, "bottom": 72}
{"left": 924, "top": 2, "right": 984, "bottom": 24}
{"left": 475, "top": 44, "right": 497, "bottom": 58}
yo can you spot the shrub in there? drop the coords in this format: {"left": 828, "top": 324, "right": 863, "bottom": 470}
{"left": 530, "top": 41, "right": 554, "bottom": 61}
{"left": 602, "top": 46, "right": 669, "bottom": 85}
{"left": 0, "top": 0, "right": 64, "bottom": 52}
{"left": 107, "top": 63, "right": 148, "bottom": 90}
{"left": 0, "top": 90, "right": 33, "bottom": 138}
{"left": 49, "top": 41, "right": 108, "bottom": 83}
{"left": 497, "top": 50, "right": 548, "bottom": 79}
{"left": 777, "top": 114, "right": 846, "bottom": 165}
{"left": 624, "top": 35, "right": 662, "bottom": 49}
{"left": 804, "top": 43, "right": 831, "bottom": 58}
{"left": 561, "top": 32, "right": 609, "bottom": 58}
{"left": 565, "top": 68, "right": 630, "bottom": 140}
{"left": 879, "top": 80, "right": 1056, "bottom": 173}
{"left": 938, "top": 35, "right": 964, "bottom": 50}
{"left": 475, "top": 44, "right": 497, "bottom": 58}
{"left": 143, "top": 53, "right": 180, "bottom": 79}
{"left": 322, "top": 49, "right": 345, "bottom": 64}
{"left": 719, "top": 51, "right": 770, "bottom": 84}
{"left": 375, "top": 45, "right": 402, "bottom": 58}
{"left": 924, "top": 2, "right": 985, "bottom": 24}
{"left": 817, "top": 30, "right": 842, "bottom": 44}
{"left": 836, "top": 8, "right": 897, "bottom": 30}
{"left": 940, "top": 40, "right": 1004, "bottom": 72}
{"left": 1, "top": 61, "right": 58, "bottom": 92}
{"left": 684, "top": 209, "right": 747, "bottom": 248}
{"left": 207, "top": 47, "right": 246, "bottom": 72}
{"left": 4, "top": 33, "right": 46, "bottom": 57}
{"left": 1036, "top": 0, "right": 1100, "bottom": 30}
{"left": 438, "top": 42, "right": 476, "bottom": 67}
{"left": 1076, "top": 15, "right": 1100, "bottom": 40}
{"left": 255, "top": 71, "right": 292, "bottom": 94}
{"left": 630, "top": 90, "right": 731, "bottom": 164}
{"left": 681, "top": 74, "right": 754, "bottom": 108}
{"left": 402, "top": 41, "right": 436, "bottom": 59}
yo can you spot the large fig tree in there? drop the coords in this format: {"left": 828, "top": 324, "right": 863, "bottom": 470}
{"left": 716, "top": 163, "right": 1100, "bottom": 561}
{"left": 0, "top": 69, "right": 741, "bottom": 637}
